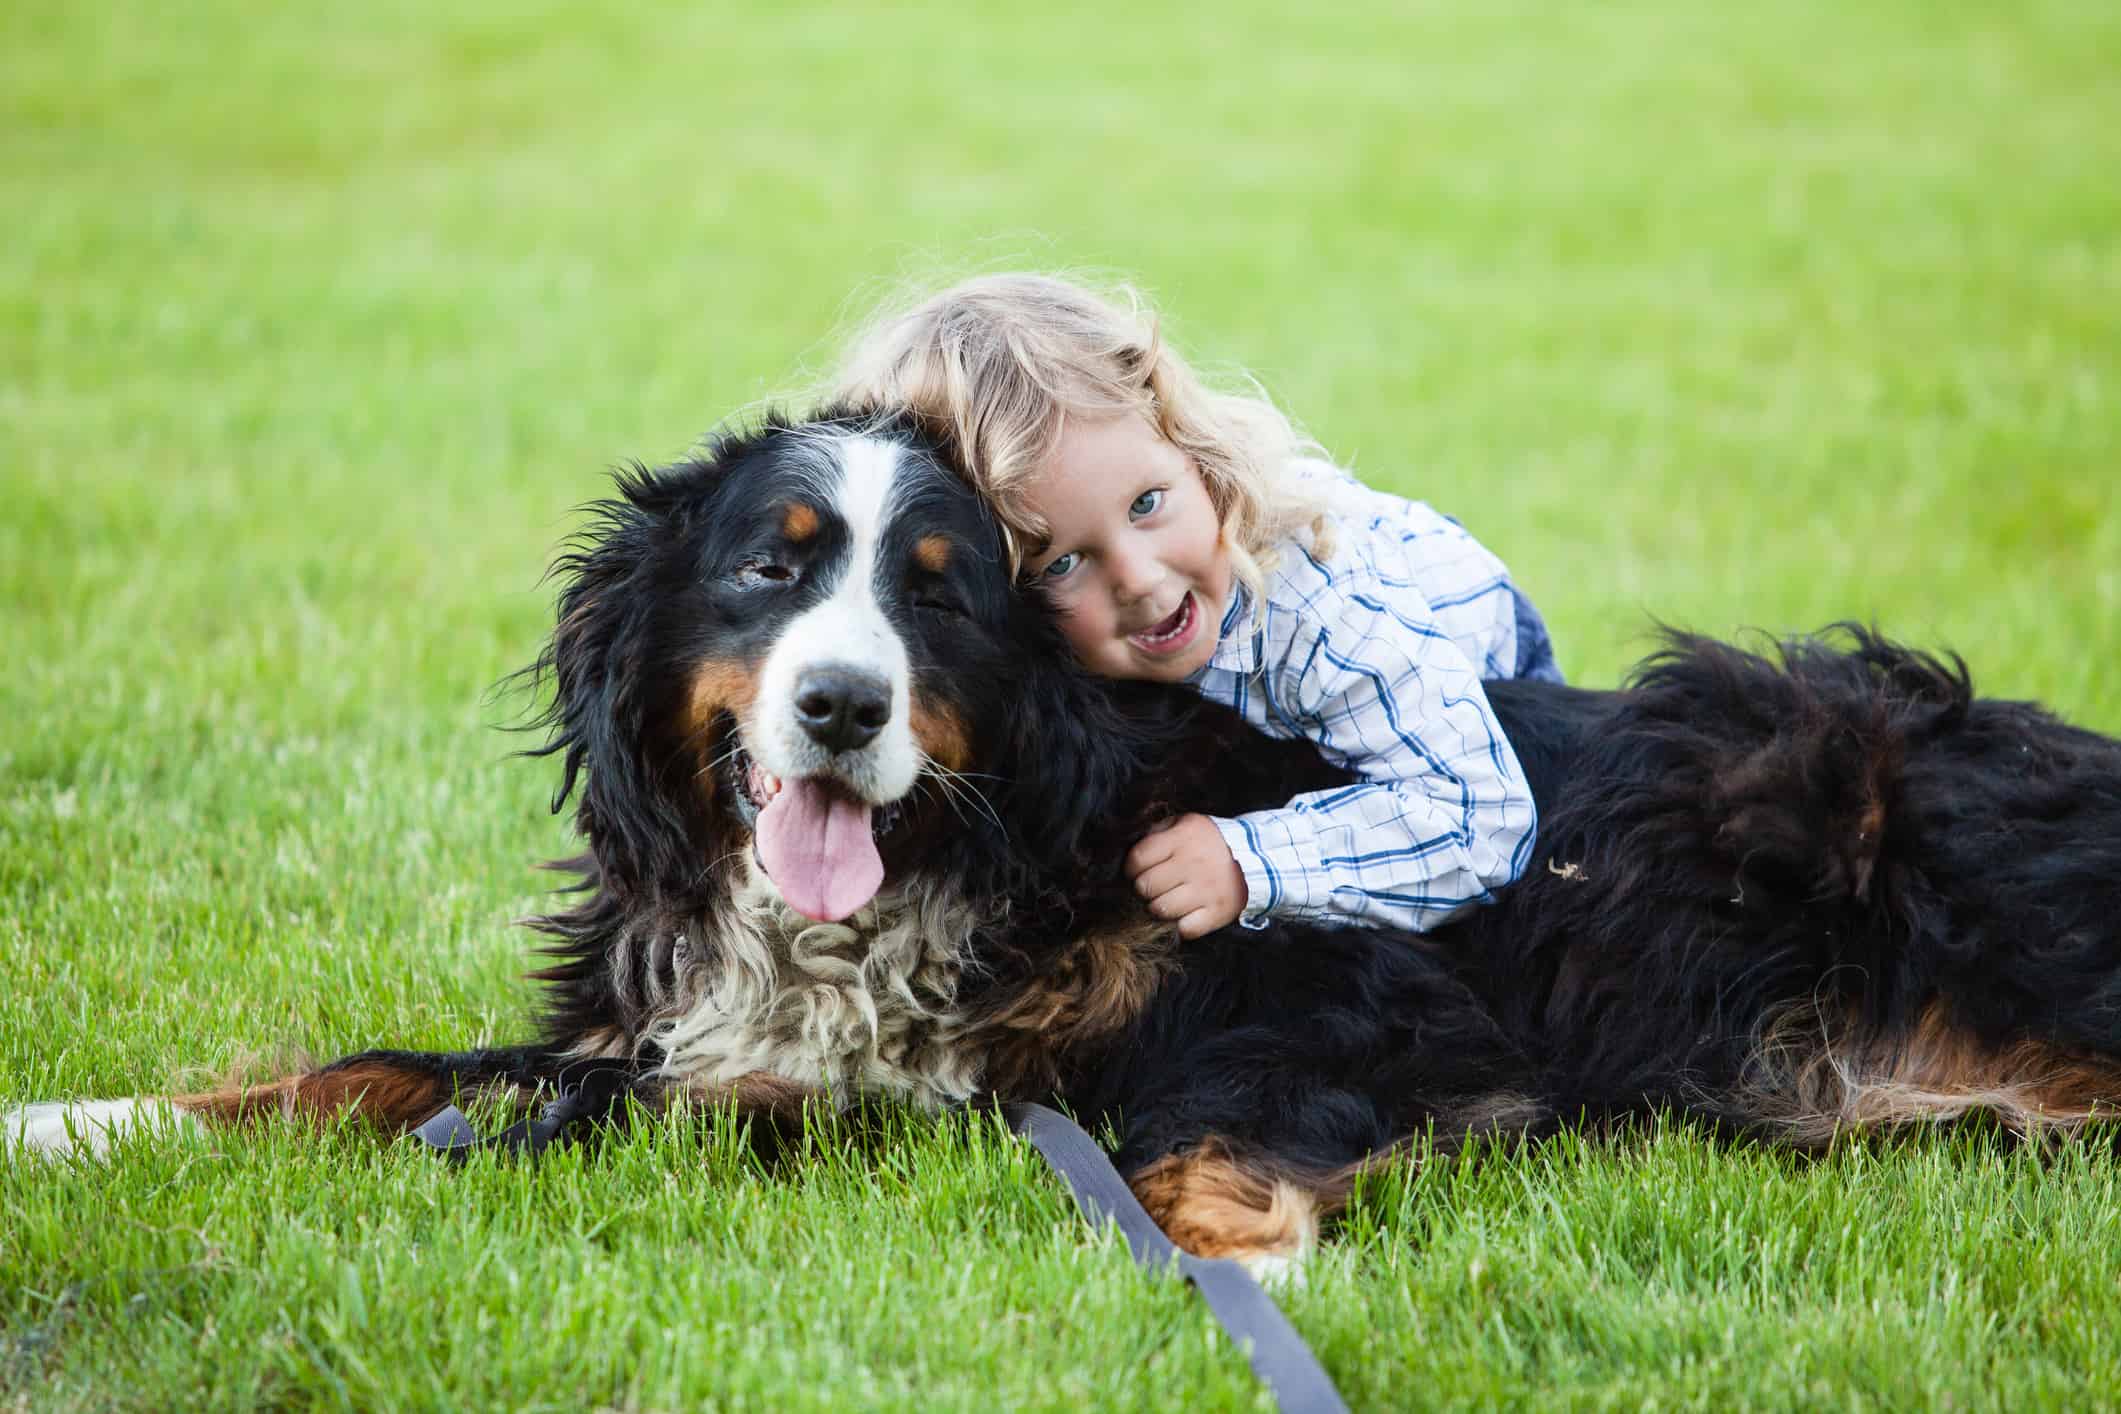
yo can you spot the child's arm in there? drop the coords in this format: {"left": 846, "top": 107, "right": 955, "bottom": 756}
{"left": 1206, "top": 586, "right": 1537, "bottom": 934}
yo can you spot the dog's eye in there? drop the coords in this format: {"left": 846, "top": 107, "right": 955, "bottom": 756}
{"left": 732, "top": 559, "right": 797, "bottom": 587}
{"left": 915, "top": 594, "right": 968, "bottom": 619}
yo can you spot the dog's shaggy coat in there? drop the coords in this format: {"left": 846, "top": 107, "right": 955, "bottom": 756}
{"left": 15, "top": 412, "right": 2121, "bottom": 1269}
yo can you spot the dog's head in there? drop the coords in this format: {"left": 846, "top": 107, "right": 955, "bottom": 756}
{"left": 532, "top": 409, "right": 1144, "bottom": 922}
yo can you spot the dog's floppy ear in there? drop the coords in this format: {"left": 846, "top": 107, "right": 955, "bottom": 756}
{"left": 525, "top": 462, "right": 706, "bottom": 891}
{"left": 994, "top": 607, "right": 1161, "bottom": 866}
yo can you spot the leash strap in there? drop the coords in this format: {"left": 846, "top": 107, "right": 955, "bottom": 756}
{"left": 412, "top": 1090, "right": 1346, "bottom": 1412}
{"left": 1002, "top": 1102, "right": 1349, "bottom": 1414}
{"left": 412, "top": 1064, "right": 635, "bottom": 1160}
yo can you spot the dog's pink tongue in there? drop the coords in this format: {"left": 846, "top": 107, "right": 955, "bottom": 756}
{"left": 755, "top": 778, "right": 883, "bottom": 922}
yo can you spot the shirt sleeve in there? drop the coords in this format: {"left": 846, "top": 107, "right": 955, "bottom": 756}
{"left": 1207, "top": 583, "right": 1538, "bottom": 933}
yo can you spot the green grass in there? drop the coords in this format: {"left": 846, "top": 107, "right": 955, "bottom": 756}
{"left": 3, "top": 0, "right": 2117, "bottom": 1406}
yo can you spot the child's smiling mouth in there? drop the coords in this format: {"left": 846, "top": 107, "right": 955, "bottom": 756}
{"left": 1127, "top": 592, "right": 1200, "bottom": 656}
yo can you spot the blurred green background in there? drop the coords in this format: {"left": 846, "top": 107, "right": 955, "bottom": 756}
{"left": 4, "top": 0, "right": 2118, "bottom": 1407}
{"left": 9, "top": 0, "right": 2116, "bottom": 714}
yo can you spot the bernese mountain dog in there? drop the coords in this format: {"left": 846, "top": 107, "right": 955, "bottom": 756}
{"left": 13, "top": 409, "right": 2121, "bottom": 1275}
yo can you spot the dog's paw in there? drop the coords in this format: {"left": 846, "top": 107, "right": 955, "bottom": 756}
{"left": 1237, "top": 1250, "right": 1308, "bottom": 1289}
{"left": 3, "top": 1099, "right": 202, "bottom": 1160}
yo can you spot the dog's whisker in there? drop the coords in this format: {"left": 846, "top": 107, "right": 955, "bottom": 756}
{"left": 921, "top": 755, "right": 1007, "bottom": 838}
{"left": 696, "top": 746, "right": 745, "bottom": 785}
{"left": 907, "top": 773, "right": 962, "bottom": 828}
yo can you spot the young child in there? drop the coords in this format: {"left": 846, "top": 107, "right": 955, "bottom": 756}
{"left": 834, "top": 273, "right": 1563, "bottom": 940}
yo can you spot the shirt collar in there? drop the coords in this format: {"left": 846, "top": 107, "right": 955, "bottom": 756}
{"left": 1197, "top": 583, "right": 1261, "bottom": 677}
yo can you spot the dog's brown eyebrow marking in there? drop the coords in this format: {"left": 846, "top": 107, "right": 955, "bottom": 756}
{"left": 782, "top": 503, "right": 820, "bottom": 541}
{"left": 914, "top": 535, "right": 951, "bottom": 573}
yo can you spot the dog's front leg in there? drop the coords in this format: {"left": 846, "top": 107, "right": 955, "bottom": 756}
{"left": 7, "top": 1044, "right": 580, "bottom": 1159}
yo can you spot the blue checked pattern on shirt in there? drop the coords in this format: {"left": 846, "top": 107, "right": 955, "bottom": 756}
{"left": 1192, "top": 462, "right": 1553, "bottom": 934}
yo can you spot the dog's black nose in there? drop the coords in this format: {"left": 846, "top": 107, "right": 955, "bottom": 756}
{"left": 793, "top": 666, "right": 892, "bottom": 753}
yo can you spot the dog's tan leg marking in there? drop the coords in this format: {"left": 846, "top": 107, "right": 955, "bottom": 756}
{"left": 171, "top": 1059, "right": 480, "bottom": 1135}
{"left": 1747, "top": 1002, "right": 2121, "bottom": 1143}
{"left": 1129, "top": 1140, "right": 1331, "bottom": 1280}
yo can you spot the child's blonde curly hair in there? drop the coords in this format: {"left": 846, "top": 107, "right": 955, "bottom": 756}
{"left": 831, "top": 273, "right": 1328, "bottom": 604}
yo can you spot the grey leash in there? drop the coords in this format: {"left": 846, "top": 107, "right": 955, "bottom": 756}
{"left": 1002, "top": 1102, "right": 1349, "bottom": 1414}
{"left": 413, "top": 1090, "right": 1349, "bottom": 1413}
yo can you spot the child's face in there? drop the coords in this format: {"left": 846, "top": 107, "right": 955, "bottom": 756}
{"left": 1021, "top": 413, "right": 1232, "bottom": 682}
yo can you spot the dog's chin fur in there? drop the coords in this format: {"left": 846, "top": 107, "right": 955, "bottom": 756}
{"left": 644, "top": 864, "right": 997, "bottom": 1107}
{"left": 18, "top": 410, "right": 2121, "bottom": 1276}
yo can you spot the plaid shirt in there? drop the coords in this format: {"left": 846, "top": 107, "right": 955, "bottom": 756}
{"left": 1195, "top": 463, "right": 1555, "bottom": 933}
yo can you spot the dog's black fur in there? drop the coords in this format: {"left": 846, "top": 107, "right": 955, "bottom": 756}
{"left": 166, "top": 412, "right": 2121, "bottom": 1261}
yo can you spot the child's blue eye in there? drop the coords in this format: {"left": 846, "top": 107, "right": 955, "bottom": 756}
{"left": 1042, "top": 552, "right": 1080, "bottom": 581}
{"left": 1130, "top": 490, "right": 1164, "bottom": 519}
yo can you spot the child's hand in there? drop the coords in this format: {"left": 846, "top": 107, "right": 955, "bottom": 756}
{"left": 1127, "top": 814, "right": 1248, "bottom": 940}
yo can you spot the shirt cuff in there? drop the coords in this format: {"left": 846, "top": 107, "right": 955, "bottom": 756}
{"left": 1208, "top": 811, "right": 1318, "bottom": 929}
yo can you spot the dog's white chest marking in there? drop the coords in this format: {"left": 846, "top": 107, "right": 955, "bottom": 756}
{"left": 647, "top": 870, "right": 993, "bottom": 1107}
